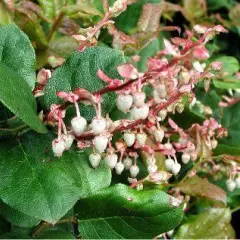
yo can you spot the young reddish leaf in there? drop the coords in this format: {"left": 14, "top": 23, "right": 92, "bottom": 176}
{"left": 177, "top": 175, "right": 226, "bottom": 203}
{"left": 137, "top": 4, "right": 162, "bottom": 32}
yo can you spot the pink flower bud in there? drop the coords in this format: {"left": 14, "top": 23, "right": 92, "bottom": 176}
{"left": 71, "top": 116, "right": 87, "bottom": 136}
{"left": 133, "top": 92, "right": 146, "bottom": 107}
{"left": 91, "top": 117, "right": 107, "bottom": 135}
{"left": 123, "top": 157, "right": 133, "bottom": 170}
{"left": 105, "top": 154, "right": 118, "bottom": 169}
{"left": 93, "top": 135, "right": 108, "bottom": 153}
{"left": 37, "top": 69, "right": 51, "bottom": 85}
{"left": 116, "top": 94, "right": 133, "bottom": 113}
{"left": 89, "top": 153, "right": 101, "bottom": 168}
{"left": 123, "top": 132, "right": 136, "bottom": 147}
{"left": 63, "top": 134, "right": 74, "bottom": 150}
{"left": 182, "top": 153, "right": 190, "bottom": 164}
{"left": 130, "top": 105, "right": 149, "bottom": 120}
{"left": 52, "top": 139, "right": 65, "bottom": 157}
{"left": 130, "top": 165, "right": 140, "bottom": 178}
{"left": 165, "top": 158, "right": 175, "bottom": 171}
{"left": 154, "top": 128, "right": 164, "bottom": 142}
{"left": 117, "top": 64, "right": 138, "bottom": 79}
{"left": 172, "top": 162, "right": 181, "bottom": 175}
{"left": 179, "top": 71, "right": 190, "bottom": 85}
{"left": 115, "top": 162, "right": 125, "bottom": 174}
{"left": 136, "top": 133, "right": 147, "bottom": 147}
{"left": 210, "top": 61, "right": 223, "bottom": 71}
{"left": 147, "top": 164, "right": 158, "bottom": 174}
{"left": 226, "top": 179, "right": 236, "bottom": 192}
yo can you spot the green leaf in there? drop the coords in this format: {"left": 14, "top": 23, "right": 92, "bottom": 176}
{"left": 0, "top": 63, "right": 47, "bottom": 133}
{"left": 213, "top": 77, "right": 240, "bottom": 89}
{"left": 44, "top": 46, "right": 125, "bottom": 120}
{"left": 37, "top": 0, "right": 72, "bottom": 20}
{"left": 216, "top": 102, "right": 240, "bottom": 155}
{"left": 76, "top": 184, "right": 183, "bottom": 239}
{"left": 15, "top": 9, "right": 48, "bottom": 49}
{"left": 0, "top": 2, "right": 13, "bottom": 26}
{"left": 0, "top": 24, "right": 36, "bottom": 89}
{"left": 0, "top": 131, "right": 111, "bottom": 223}
{"left": 0, "top": 202, "right": 40, "bottom": 228}
{"left": 177, "top": 176, "right": 226, "bottom": 203}
{"left": 211, "top": 56, "right": 239, "bottom": 76}
{"left": 0, "top": 232, "right": 29, "bottom": 239}
{"left": 115, "top": 0, "right": 161, "bottom": 34}
{"left": 175, "top": 208, "right": 235, "bottom": 239}
{"left": 183, "top": 0, "right": 207, "bottom": 22}
{"left": 196, "top": 87, "right": 240, "bottom": 156}
{"left": 207, "top": 0, "right": 232, "bottom": 10}
{"left": 214, "top": 144, "right": 240, "bottom": 156}
{"left": 37, "top": 230, "right": 75, "bottom": 239}
{"left": 0, "top": 216, "right": 10, "bottom": 235}
{"left": 229, "top": 3, "right": 240, "bottom": 26}
{"left": 137, "top": 37, "right": 163, "bottom": 72}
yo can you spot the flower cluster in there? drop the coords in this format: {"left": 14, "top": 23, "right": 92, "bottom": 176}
{"left": 44, "top": 24, "right": 230, "bottom": 185}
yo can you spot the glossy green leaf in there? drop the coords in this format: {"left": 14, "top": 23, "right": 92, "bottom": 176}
{"left": 0, "top": 24, "right": 36, "bottom": 89}
{"left": 177, "top": 176, "right": 226, "bottom": 203}
{"left": 214, "top": 144, "right": 240, "bottom": 156}
{"left": 0, "top": 202, "right": 40, "bottom": 228}
{"left": 0, "top": 232, "right": 29, "bottom": 239}
{"left": 76, "top": 184, "right": 183, "bottom": 239}
{"left": 0, "top": 132, "right": 111, "bottom": 223}
{"left": 175, "top": 208, "right": 235, "bottom": 239}
{"left": 0, "top": 63, "right": 47, "bottom": 133}
{"left": 36, "top": 230, "right": 75, "bottom": 239}
{"left": 44, "top": 46, "right": 125, "bottom": 120}
{"left": 0, "top": 1, "right": 13, "bottom": 26}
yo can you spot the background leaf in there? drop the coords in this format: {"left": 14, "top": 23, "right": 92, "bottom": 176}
{"left": 0, "top": 63, "right": 47, "bottom": 133}
{"left": 211, "top": 56, "right": 239, "bottom": 76}
{"left": 0, "top": 1, "right": 13, "bottom": 26}
{"left": 76, "top": 184, "right": 183, "bottom": 239}
{"left": 15, "top": 9, "right": 48, "bottom": 49}
{"left": 44, "top": 46, "right": 125, "bottom": 120}
{"left": 36, "top": 230, "right": 75, "bottom": 239}
{"left": 177, "top": 175, "right": 226, "bottom": 203}
{"left": 175, "top": 208, "right": 235, "bottom": 239}
{"left": 0, "top": 131, "right": 111, "bottom": 223}
{"left": 114, "top": 0, "right": 161, "bottom": 34}
{"left": 37, "top": 0, "right": 67, "bottom": 20}
{"left": 215, "top": 102, "right": 240, "bottom": 155}
{"left": 0, "top": 202, "right": 40, "bottom": 228}
{"left": 0, "top": 24, "right": 36, "bottom": 89}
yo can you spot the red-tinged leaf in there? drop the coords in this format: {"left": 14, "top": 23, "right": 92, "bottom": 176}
{"left": 160, "top": 26, "right": 181, "bottom": 35}
{"left": 137, "top": 4, "right": 162, "bottom": 33}
{"left": 171, "top": 37, "right": 188, "bottom": 46}
{"left": 168, "top": 118, "right": 179, "bottom": 130}
{"left": 117, "top": 64, "right": 138, "bottom": 79}
{"left": 177, "top": 175, "right": 226, "bottom": 203}
{"left": 193, "top": 46, "right": 210, "bottom": 60}
{"left": 97, "top": 69, "right": 114, "bottom": 84}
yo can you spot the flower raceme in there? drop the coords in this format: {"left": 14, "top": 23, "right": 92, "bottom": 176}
{"left": 47, "top": 24, "right": 229, "bottom": 185}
